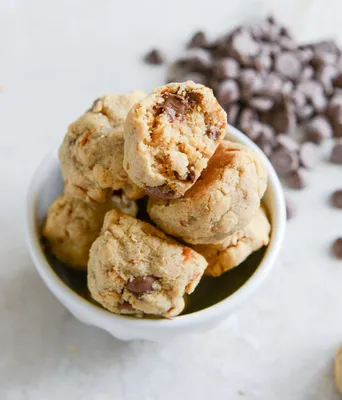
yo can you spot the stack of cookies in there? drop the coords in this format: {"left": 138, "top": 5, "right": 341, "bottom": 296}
{"left": 42, "top": 81, "right": 271, "bottom": 318}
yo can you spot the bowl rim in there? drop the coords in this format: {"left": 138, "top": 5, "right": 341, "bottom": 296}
{"left": 25, "top": 125, "right": 286, "bottom": 330}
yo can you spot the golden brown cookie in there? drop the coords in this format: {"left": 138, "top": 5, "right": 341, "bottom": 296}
{"left": 123, "top": 81, "right": 227, "bottom": 199}
{"left": 88, "top": 209, "right": 207, "bottom": 318}
{"left": 59, "top": 91, "right": 146, "bottom": 203}
{"left": 147, "top": 141, "right": 267, "bottom": 245}
{"left": 193, "top": 207, "right": 271, "bottom": 277}
{"left": 42, "top": 194, "right": 112, "bottom": 270}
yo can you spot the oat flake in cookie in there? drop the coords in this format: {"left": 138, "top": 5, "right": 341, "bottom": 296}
{"left": 147, "top": 141, "right": 267, "bottom": 245}
{"left": 87, "top": 209, "right": 207, "bottom": 318}
{"left": 123, "top": 81, "right": 227, "bottom": 199}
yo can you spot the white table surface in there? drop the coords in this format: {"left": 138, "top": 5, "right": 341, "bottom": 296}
{"left": 1, "top": 0, "right": 342, "bottom": 399}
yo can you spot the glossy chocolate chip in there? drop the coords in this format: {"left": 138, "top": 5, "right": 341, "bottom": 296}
{"left": 330, "top": 142, "right": 342, "bottom": 164}
{"left": 126, "top": 276, "right": 157, "bottom": 294}
{"left": 261, "top": 99, "right": 296, "bottom": 134}
{"left": 306, "top": 116, "right": 333, "bottom": 144}
{"left": 270, "top": 149, "right": 299, "bottom": 176}
{"left": 213, "top": 57, "right": 240, "bottom": 79}
{"left": 182, "top": 72, "right": 207, "bottom": 85}
{"left": 231, "top": 30, "right": 260, "bottom": 64}
{"left": 331, "top": 190, "right": 342, "bottom": 209}
{"left": 225, "top": 103, "right": 240, "bottom": 125}
{"left": 276, "top": 134, "right": 300, "bottom": 152}
{"left": 144, "top": 49, "right": 164, "bottom": 65}
{"left": 332, "top": 237, "right": 342, "bottom": 259}
{"left": 216, "top": 79, "right": 239, "bottom": 105}
{"left": 188, "top": 31, "right": 207, "bottom": 48}
{"left": 145, "top": 185, "right": 180, "bottom": 199}
{"left": 275, "top": 51, "right": 301, "bottom": 80}
{"left": 206, "top": 126, "right": 220, "bottom": 140}
{"left": 286, "top": 168, "right": 309, "bottom": 189}
{"left": 249, "top": 96, "right": 274, "bottom": 111}
{"left": 118, "top": 301, "right": 134, "bottom": 311}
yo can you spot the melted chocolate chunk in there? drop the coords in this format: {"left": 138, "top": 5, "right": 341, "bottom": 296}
{"left": 126, "top": 276, "right": 157, "bottom": 294}
{"left": 145, "top": 184, "right": 181, "bottom": 199}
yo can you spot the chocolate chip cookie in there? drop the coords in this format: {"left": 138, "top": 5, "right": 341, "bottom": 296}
{"left": 193, "top": 207, "right": 271, "bottom": 277}
{"left": 59, "top": 91, "right": 146, "bottom": 203}
{"left": 123, "top": 81, "right": 227, "bottom": 199}
{"left": 87, "top": 209, "right": 207, "bottom": 318}
{"left": 147, "top": 141, "right": 267, "bottom": 245}
{"left": 42, "top": 194, "right": 112, "bottom": 269}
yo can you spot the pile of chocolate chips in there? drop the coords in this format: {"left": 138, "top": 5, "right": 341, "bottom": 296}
{"left": 144, "top": 16, "right": 342, "bottom": 259}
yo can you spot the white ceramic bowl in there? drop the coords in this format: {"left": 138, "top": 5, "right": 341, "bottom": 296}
{"left": 26, "top": 125, "right": 286, "bottom": 342}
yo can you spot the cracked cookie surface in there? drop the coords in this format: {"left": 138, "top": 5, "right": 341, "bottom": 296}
{"left": 147, "top": 141, "right": 267, "bottom": 245}
{"left": 59, "top": 91, "right": 146, "bottom": 203}
{"left": 87, "top": 209, "right": 207, "bottom": 318}
{"left": 123, "top": 81, "right": 227, "bottom": 199}
{"left": 42, "top": 194, "right": 112, "bottom": 270}
{"left": 193, "top": 207, "right": 271, "bottom": 277}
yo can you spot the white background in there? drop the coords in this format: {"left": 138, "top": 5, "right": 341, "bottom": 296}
{"left": 1, "top": 0, "right": 342, "bottom": 399}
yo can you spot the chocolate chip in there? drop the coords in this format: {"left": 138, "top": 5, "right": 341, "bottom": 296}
{"left": 297, "top": 80, "right": 327, "bottom": 112}
{"left": 213, "top": 57, "right": 240, "bottom": 79}
{"left": 261, "top": 72, "right": 283, "bottom": 98}
{"left": 276, "top": 134, "right": 300, "bottom": 152}
{"left": 161, "top": 93, "right": 197, "bottom": 119}
{"left": 300, "top": 65, "right": 314, "bottom": 81}
{"left": 335, "top": 72, "right": 342, "bottom": 88}
{"left": 330, "top": 141, "right": 342, "bottom": 164}
{"left": 231, "top": 30, "right": 260, "bottom": 65}
{"left": 275, "top": 52, "right": 301, "bottom": 80}
{"left": 254, "top": 53, "right": 272, "bottom": 72}
{"left": 331, "top": 190, "right": 342, "bottom": 209}
{"left": 126, "top": 276, "right": 156, "bottom": 294}
{"left": 311, "top": 52, "right": 337, "bottom": 69}
{"left": 332, "top": 237, "right": 342, "bottom": 259}
{"left": 317, "top": 64, "right": 337, "bottom": 95}
{"left": 255, "top": 128, "right": 274, "bottom": 157}
{"left": 225, "top": 103, "right": 240, "bottom": 125}
{"left": 270, "top": 149, "right": 299, "bottom": 176}
{"left": 118, "top": 301, "right": 133, "bottom": 311}
{"left": 305, "top": 116, "right": 333, "bottom": 144}
{"left": 145, "top": 185, "right": 180, "bottom": 199}
{"left": 188, "top": 31, "right": 207, "bottom": 48}
{"left": 206, "top": 126, "right": 220, "bottom": 140}
{"left": 239, "top": 107, "right": 258, "bottom": 138}
{"left": 327, "top": 96, "right": 342, "bottom": 137}
{"left": 183, "top": 72, "right": 207, "bottom": 85}
{"left": 239, "top": 69, "right": 263, "bottom": 96}
{"left": 288, "top": 90, "right": 306, "bottom": 108}
{"left": 299, "top": 142, "right": 319, "bottom": 169}
{"left": 296, "top": 104, "right": 315, "bottom": 122}
{"left": 261, "top": 99, "right": 296, "bottom": 134}
{"left": 249, "top": 96, "right": 274, "bottom": 111}
{"left": 286, "top": 168, "right": 309, "bottom": 189}
{"left": 285, "top": 197, "right": 296, "bottom": 220}
{"left": 180, "top": 48, "right": 212, "bottom": 71}
{"left": 144, "top": 49, "right": 164, "bottom": 65}
{"left": 216, "top": 79, "right": 239, "bottom": 105}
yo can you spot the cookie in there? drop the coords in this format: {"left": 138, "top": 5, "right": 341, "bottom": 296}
{"left": 147, "top": 141, "right": 267, "bottom": 245}
{"left": 193, "top": 207, "right": 271, "bottom": 277}
{"left": 123, "top": 81, "right": 227, "bottom": 199}
{"left": 87, "top": 209, "right": 207, "bottom": 318}
{"left": 59, "top": 91, "right": 146, "bottom": 203}
{"left": 42, "top": 194, "right": 112, "bottom": 270}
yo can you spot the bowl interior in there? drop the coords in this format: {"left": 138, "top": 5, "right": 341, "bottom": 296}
{"left": 33, "top": 131, "right": 275, "bottom": 317}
